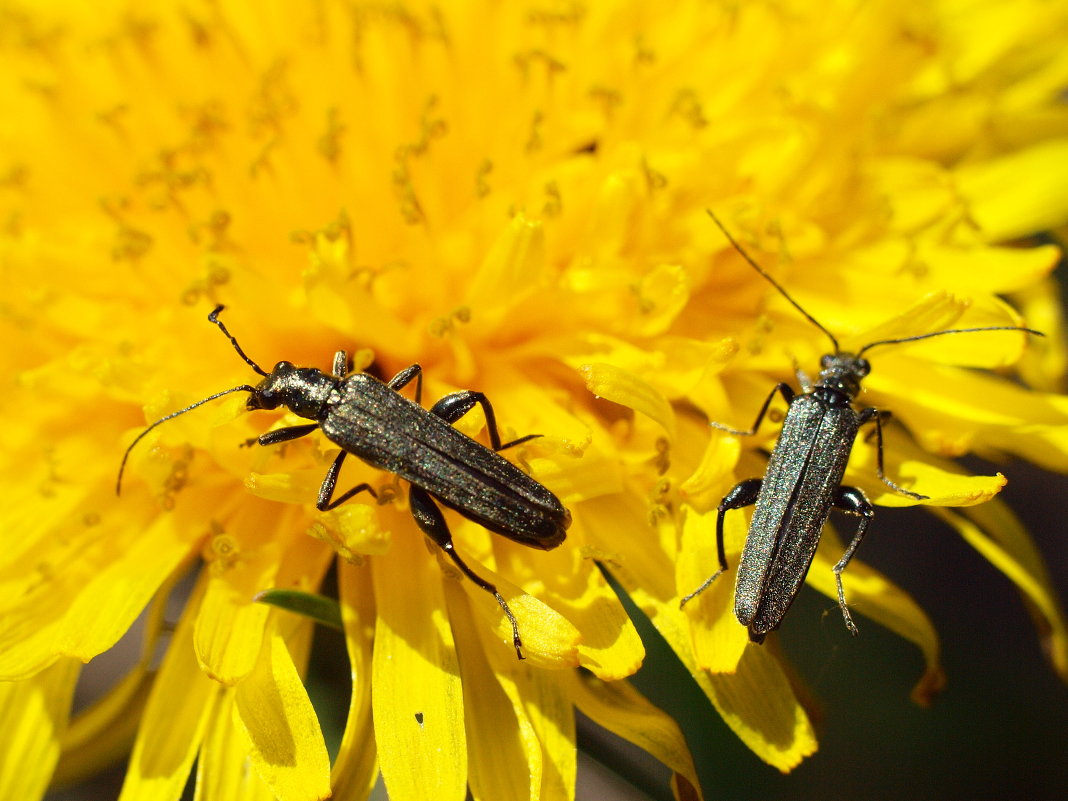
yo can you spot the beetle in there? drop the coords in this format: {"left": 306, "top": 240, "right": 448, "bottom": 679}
{"left": 681, "top": 212, "right": 1042, "bottom": 643}
{"left": 118, "top": 305, "right": 571, "bottom": 658}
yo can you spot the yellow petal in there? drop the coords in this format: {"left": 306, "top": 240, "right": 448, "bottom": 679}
{"left": 955, "top": 139, "right": 1068, "bottom": 242}
{"left": 846, "top": 293, "right": 1036, "bottom": 368}
{"left": 56, "top": 573, "right": 177, "bottom": 787}
{"left": 646, "top": 599, "right": 817, "bottom": 773}
{"left": 372, "top": 525, "right": 466, "bottom": 801}
{"left": 701, "top": 644, "right": 818, "bottom": 773}
{"left": 609, "top": 522, "right": 817, "bottom": 775}
{"left": 632, "top": 263, "right": 691, "bottom": 336}
{"left": 195, "top": 502, "right": 311, "bottom": 685}
{"left": 60, "top": 510, "right": 197, "bottom": 662}
{"left": 119, "top": 579, "right": 217, "bottom": 801}
{"left": 444, "top": 525, "right": 582, "bottom": 668}
{"left": 478, "top": 635, "right": 576, "bottom": 801}
{"left": 484, "top": 584, "right": 582, "bottom": 669}
{"left": 466, "top": 213, "right": 545, "bottom": 315}
{"left": 580, "top": 362, "right": 677, "bottom": 440}
{"left": 679, "top": 431, "right": 742, "bottom": 514}
{"left": 330, "top": 562, "right": 379, "bottom": 801}
{"left": 445, "top": 581, "right": 538, "bottom": 801}
{"left": 245, "top": 468, "right": 332, "bottom": 505}
{"left": 1014, "top": 276, "right": 1068, "bottom": 393}
{"left": 232, "top": 626, "right": 331, "bottom": 801}
{"left": 874, "top": 157, "right": 958, "bottom": 233}
{"left": 195, "top": 545, "right": 278, "bottom": 685}
{"left": 304, "top": 234, "right": 421, "bottom": 357}
{"left": 0, "top": 658, "right": 79, "bottom": 801}
{"left": 0, "top": 507, "right": 194, "bottom": 680}
{"left": 678, "top": 507, "right": 750, "bottom": 674}
{"left": 871, "top": 362, "right": 1068, "bottom": 469}
{"left": 916, "top": 242, "right": 1060, "bottom": 294}
{"left": 195, "top": 690, "right": 276, "bottom": 801}
{"left": 845, "top": 436, "right": 1008, "bottom": 507}
{"left": 580, "top": 492, "right": 675, "bottom": 602}
{"left": 566, "top": 670, "right": 704, "bottom": 801}
{"left": 310, "top": 502, "right": 393, "bottom": 559}
{"left": 587, "top": 167, "right": 646, "bottom": 258}
{"left": 525, "top": 541, "right": 643, "bottom": 680}
{"left": 532, "top": 441, "right": 624, "bottom": 503}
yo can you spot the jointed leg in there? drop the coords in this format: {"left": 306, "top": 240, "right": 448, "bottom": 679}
{"left": 243, "top": 421, "right": 377, "bottom": 509}
{"left": 681, "top": 478, "right": 762, "bottom": 607}
{"left": 830, "top": 485, "right": 874, "bottom": 636}
{"left": 712, "top": 383, "right": 795, "bottom": 436}
{"left": 315, "top": 449, "right": 377, "bottom": 511}
{"left": 857, "top": 407, "right": 928, "bottom": 500}
{"left": 430, "top": 391, "right": 540, "bottom": 452}
{"left": 408, "top": 485, "right": 524, "bottom": 659}
{"left": 387, "top": 364, "right": 423, "bottom": 404}
{"left": 245, "top": 423, "right": 320, "bottom": 448}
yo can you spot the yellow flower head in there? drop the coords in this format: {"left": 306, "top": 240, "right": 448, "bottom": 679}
{"left": 2, "top": 0, "right": 1067, "bottom": 798}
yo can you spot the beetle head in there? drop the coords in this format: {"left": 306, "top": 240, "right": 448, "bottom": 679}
{"left": 248, "top": 361, "right": 336, "bottom": 420}
{"left": 816, "top": 352, "right": 870, "bottom": 398}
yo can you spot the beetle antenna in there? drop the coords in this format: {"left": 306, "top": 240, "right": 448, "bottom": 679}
{"left": 116, "top": 384, "right": 256, "bottom": 495}
{"left": 209, "top": 305, "right": 270, "bottom": 378}
{"left": 857, "top": 326, "right": 1044, "bottom": 358}
{"left": 707, "top": 210, "right": 841, "bottom": 354}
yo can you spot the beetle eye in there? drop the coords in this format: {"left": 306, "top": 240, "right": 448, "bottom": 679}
{"left": 856, "top": 358, "right": 871, "bottom": 377}
{"left": 820, "top": 354, "right": 834, "bottom": 368}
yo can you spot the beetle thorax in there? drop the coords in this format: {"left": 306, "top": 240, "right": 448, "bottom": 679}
{"left": 815, "top": 352, "right": 870, "bottom": 400}
{"left": 247, "top": 361, "right": 338, "bottom": 420}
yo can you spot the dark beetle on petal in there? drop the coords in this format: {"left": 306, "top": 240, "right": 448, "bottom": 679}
{"left": 682, "top": 212, "right": 1041, "bottom": 643}
{"left": 118, "top": 306, "right": 570, "bottom": 658}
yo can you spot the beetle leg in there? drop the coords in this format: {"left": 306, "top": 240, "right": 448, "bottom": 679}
{"left": 857, "top": 407, "right": 928, "bottom": 500}
{"left": 430, "top": 391, "right": 540, "bottom": 452}
{"left": 245, "top": 423, "right": 320, "bottom": 448}
{"left": 316, "top": 450, "right": 378, "bottom": 511}
{"left": 711, "top": 382, "right": 795, "bottom": 436}
{"left": 830, "top": 485, "right": 874, "bottom": 636}
{"left": 681, "top": 477, "right": 762, "bottom": 607}
{"left": 859, "top": 408, "right": 889, "bottom": 444}
{"left": 245, "top": 422, "right": 378, "bottom": 509}
{"left": 387, "top": 364, "right": 424, "bottom": 404}
{"left": 408, "top": 485, "right": 524, "bottom": 659}
{"left": 332, "top": 350, "right": 349, "bottom": 379}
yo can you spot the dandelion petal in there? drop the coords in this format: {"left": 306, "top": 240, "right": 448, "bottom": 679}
{"left": 233, "top": 628, "right": 331, "bottom": 801}
{"left": 372, "top": 530, "right": 466, "bottom": 801}
{"left": 0, "top": 659, "right": 78, "bottom": 801}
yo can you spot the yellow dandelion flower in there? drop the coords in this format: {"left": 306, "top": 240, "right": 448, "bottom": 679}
{"left": 2, "top": 1, "right": 1068, "bottom": 800}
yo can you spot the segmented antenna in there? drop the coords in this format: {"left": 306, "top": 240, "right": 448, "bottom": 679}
{"left": 116, "top": 305, "right": 270, "bottom": 495}
{"left": 707, "top": 210, "right": 841, "bottom": 354}
{"left": 209, "top": 305, "right": 269, "bottom": 378}
{"left": 708, "top": 211, "right": 1043, "bottom": 357}
{"left": 116, "top": 385, "right": 257, "bottom": 495}
{"left": 858, "top": 326, "right": 1044, "bottom": 357}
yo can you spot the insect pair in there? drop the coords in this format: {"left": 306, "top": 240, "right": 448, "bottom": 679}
{"left": 118, "top": 214, "right": 1040, "bottom": 651}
